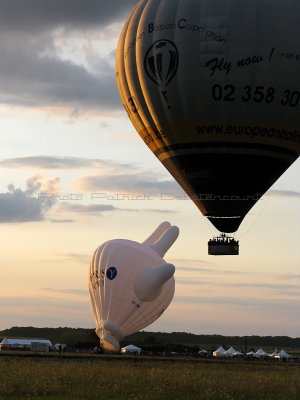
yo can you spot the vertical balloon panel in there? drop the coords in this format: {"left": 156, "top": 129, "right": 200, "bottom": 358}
{"left": 137, "top": 0, "right": 181, "bottom": 139}
{"left": 123, "top": 0, "right": 161, "bottom": 154}
{"left": 115, "top": 2, "right": 145, "bottom": 137}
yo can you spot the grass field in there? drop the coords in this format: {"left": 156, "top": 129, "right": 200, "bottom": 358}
{"left": 0, "top": 354, "right": 299, "bottom": 400}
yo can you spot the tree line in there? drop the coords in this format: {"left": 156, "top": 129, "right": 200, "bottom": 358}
{"left": 0, "top": 327, "right": 299, "bottom": 350}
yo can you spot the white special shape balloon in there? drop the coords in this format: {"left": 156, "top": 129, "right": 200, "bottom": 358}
{"left": 88, "top": 222, "right": 179, "bottom": 352}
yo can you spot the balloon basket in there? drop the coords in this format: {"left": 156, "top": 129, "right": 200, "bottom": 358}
{"left": 208, "top": 234, "right": 239, "bottom": 256}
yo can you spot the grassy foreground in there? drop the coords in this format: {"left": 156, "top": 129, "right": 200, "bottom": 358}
{"left": 0, "top": 356, "right": 299, "bottom": 400}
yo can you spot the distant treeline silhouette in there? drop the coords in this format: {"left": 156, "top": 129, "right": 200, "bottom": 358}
{"left": 0, "top": 327, "right": 299, "bottom": 350}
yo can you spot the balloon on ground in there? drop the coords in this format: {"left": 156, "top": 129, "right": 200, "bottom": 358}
{"left": 116, "top": 0, "right": 300, "bottom": 240}
{"left": 88, "top": 221, "right": 179, "bottom": 352}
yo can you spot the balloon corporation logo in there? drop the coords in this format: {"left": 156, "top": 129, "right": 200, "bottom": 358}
{"left": 106, "top": 267, "right": 118, "bottom": 281}
{"left": 144, "top": 40, "right": 179, "bottom": 87}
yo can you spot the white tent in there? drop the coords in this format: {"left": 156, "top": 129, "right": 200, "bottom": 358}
{"left": 213, "top": 346, "right": 225, "bottom": 357}
{"left": 224, "top": 346, "right": 238, "bottom": 356}
{"left": 268, "top": 351, "right": 278, "bottom": 357}
{"left": 255, "top": 348, "right": 268, "bottom": 357}
{"left": 198, "top": 349, "right": 208, "bottom": 354}
{"left": 246, "top": 351, "right": 256, "bottom": 356}
{"left": 121, "top": 344, "right": 142, "bottom": 355}
{"left": 233, "top": 351, "right": 244, "bottom": 356}
{"left": 275, "top": 349, "right": 291, "bottom": 359}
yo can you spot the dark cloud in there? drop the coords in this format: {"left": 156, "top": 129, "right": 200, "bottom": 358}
{"left": 0, "top": 176, "right": 58, "bottom": 223}
{"left": 0, "top": 40, "right": 120, "bottom": 110}
{"left": 0, "top": 1, "right": 139, "bottom": 111}
{"left": 0, "top": 0, "right": 138, "bottom": 33}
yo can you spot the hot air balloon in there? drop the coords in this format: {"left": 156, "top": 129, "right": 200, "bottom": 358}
{"left": 116, "top": 0, "right": 300, "bottom": 254}
{"left": 88, "top": 221, "right": 179, "bottom": 352}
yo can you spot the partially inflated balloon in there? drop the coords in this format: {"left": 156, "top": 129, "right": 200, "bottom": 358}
{"left": 89, "top": 222, "right": 179, "bottom": 352}
{"left": 116, "top": 0, "right": 300, "bottom": 233}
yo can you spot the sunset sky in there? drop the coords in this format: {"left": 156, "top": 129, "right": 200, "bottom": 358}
{"left": 0, "top": 0, "right": 299, "bottom": 338}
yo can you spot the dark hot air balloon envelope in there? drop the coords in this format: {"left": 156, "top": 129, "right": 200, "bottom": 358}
{"left": 116, "top": 0, "right": 300, "bottom": 238}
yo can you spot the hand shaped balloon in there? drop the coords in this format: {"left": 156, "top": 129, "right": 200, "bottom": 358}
{"left": 89, "top": 221, "right": 179, "bottom": 352}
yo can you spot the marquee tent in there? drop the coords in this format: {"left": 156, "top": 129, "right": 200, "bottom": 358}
{"left": 224, "top": 346, "right": 238, "bottom": 356}
{"left": 198, "top": 349, "right": 208, "bottom": 354}
{"left": 233, "top": 351, "right": 243, "bottom": 356}
{"left": 121, "top": 345, "right": 142, "bottom": 355}
{"left": 213, "top": 346, "right": 225, "bottom": 357}
{"left": 275, "top": 349, "right": 291, "bottom": 359}
{"left": 268, "top": 351, "right": 278, "bottom": 357}
{"left": 255, "top": 348, "right": 268, "bottom": 357}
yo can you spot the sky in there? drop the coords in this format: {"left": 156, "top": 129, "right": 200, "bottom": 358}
{"left": 0, "top": 0, "right": 299, "bottom": 338}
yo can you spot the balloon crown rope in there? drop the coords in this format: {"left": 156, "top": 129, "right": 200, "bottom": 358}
{"left": 208, "top": 233, "right": 239, "bottom": 255}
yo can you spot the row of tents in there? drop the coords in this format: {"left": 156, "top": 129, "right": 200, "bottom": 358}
{"left": 210, "top": 346, "right": 291, "bottom": 359}
{"left": 121, "top": 345, "right": 292, "bottom": 360}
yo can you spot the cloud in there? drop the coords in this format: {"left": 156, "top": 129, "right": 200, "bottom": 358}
{"left": 277, "top": 274, "right": 300, "bottom": 280}
{"left": 176, "top": 266, "right": 217, "bottom": 273}
{"left": 142, "top": 208, "right": 177, "bottom": 214}
{"left": 268, "top": 190, "right": 300, "bottom": 198}
{"left": 55, "top": 203, "right": 117, "bottom": 215}
{"left": 176, "top": 279, "right": 209, "bottom": 286}
{"left": 0, "top": 156, "right": 132, "bottom": 171}
{"left": 174, "top": 295, "right": 300, "bottom": 312}
{"left": 54, "top": 202, "right": 177, "bottom": 217}
{"left": 73, "top": 173, "right": 183, "bottom": 197}
{"left": 50, "top": 219, "right": 75, "bottom": 223}
{"left": 0, "top": 175, "right": 59, "bottom": 223}
{"left": 41, "top": 288, "right": 88, "bottom": 296}
{"left": 176, "top": 265, "right": 246, "bottom": 275}
{"left": 0, "top": 295, "right": 88, "bottom": 310}
{"left": 171, "top": 258, "right": 215, "bottom": 265}
{"left": 226, "top": 283, "right": 300, "bottom": 291}
{"left": 60, "top": 253, "right": 91, "bottom": 264}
